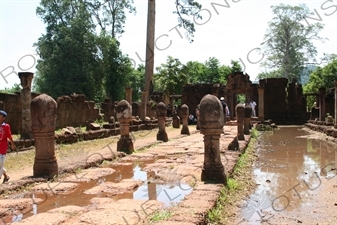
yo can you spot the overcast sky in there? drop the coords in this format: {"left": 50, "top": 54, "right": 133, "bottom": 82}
{"left": 1, "top": 0, "right": 336, "bottom": 90}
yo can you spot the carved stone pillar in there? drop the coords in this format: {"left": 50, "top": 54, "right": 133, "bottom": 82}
{"left": 199, "top": 94, "right": 226, "bottom": 184}
{"left": 196, "top": 104, "right": 200, "bottom": 130}
{"left": 170, "top": 97, "right": 175, "bottom": 116}
{"left": 156, "top": 102, "right": 168, "bottom": 142}
{"left": 172, "top": 115, "right": 180, "bottom": 128}
{"left": 319, "top": 87, "right": 326, "bottom": 121}
{"left": 335, "top": 81, "right": 337, "bottom": 128}
{"left": 31, "top": 94, "right": 58, "bottom": 178}
{"left": 19, "top": 72, "right": 34, "bottom": 139}
{"left": 125, "top": 88, "right": 132, "bottom": 105}
{"left": 180, "top": 104, "right": 190, "bottom": 135}
{"left": 141, "top": 90, "right": 147, "bottom": 121}
{"left": 116, "top": 100, "right": 133, "bottom": 154}
{"left": 258, "top": 88, "right": 264, "bottom": 122}
{"left": 244, "top": 105, "right": 252, "bottom": 135}
{"left": 236, "top": 104, "right": 245, "bottom": 140}
{"left": 229, "top": 91, "right": 234, "bottom": 121}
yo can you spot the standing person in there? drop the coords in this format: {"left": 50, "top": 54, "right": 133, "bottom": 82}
{"left": 250, "top": 100, "right": 257, "bottom": 117}
{"left": 220, "top": 97, "right": 230, "bottom": 116}
{"left": 0, "top": 110, "right": 16, "bottom": 183}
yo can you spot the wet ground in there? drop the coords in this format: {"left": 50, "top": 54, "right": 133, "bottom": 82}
{"left": 0, "top": 125, "right": 249, "bottom": 225}
{"left": 233, "top": 126, "right": 337, "bottom": 225}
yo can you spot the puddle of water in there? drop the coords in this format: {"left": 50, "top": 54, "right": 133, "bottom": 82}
{"left": 9, "top": 158, "right": 192, "bottom": 223}
{"left": 243, "top": 126, "right": 336, "bottom": 223}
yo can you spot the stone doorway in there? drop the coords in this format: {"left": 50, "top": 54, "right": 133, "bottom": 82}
{"left": 225, "top": 72, "right": 255, "bottom": 120}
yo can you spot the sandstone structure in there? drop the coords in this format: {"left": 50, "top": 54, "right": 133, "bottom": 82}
{"left": 335, "top": 81, "right": 337, "bottom": 128}
{"left": 172, "top": 115, "right": 180, "bottom": 128}
{"left": 19, "top": 72, "right": 34, "bottom": 139}
{"left": 116, "top": 100, "right": 133, "bottom": 154}
{"left": 156, "top": 102, "right": 168, "bottom": 142}
{"left": 125, "top": 88, "right": 132, "bottom": 105}
{"left": 236, "top": 104, "right": 245, "bottom": 140}
{"left": 196, "top": 104, "right": 200, "bottom": 130}
{"left": 180, "top": 104, "right": 190, "bottom": 135}
{"left": 199, "top": 94, "right": 226, "bottom": 184}
{"left": 244, "top": 105, "right": 252, "bottom": 135}
{"left": 57, "top": 94, "right": 99, "bottom": 129}
{"left": 31, "top": 94, "right": 58, "bottom": 178}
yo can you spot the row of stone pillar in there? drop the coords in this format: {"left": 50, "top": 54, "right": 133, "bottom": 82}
{"left": 116, "top": 101, "right": 192, "bottom": 154}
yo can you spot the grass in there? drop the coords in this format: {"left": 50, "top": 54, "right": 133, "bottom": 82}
{"left": 4, "top": 126, "right": 180, "bottom": 175}
{"left": 5, "top": 150, "right": 35, "bottom": 171}
{"left": 148, "top": 209, "right": 174, "bottom": 223}
{"left": 206, "top": 131, "right": 259, "bottom": 224}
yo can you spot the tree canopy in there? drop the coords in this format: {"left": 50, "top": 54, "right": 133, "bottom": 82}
{"left": 260, "top": 4, "right": 325, "bottom": 83}
{"left": 34, "top": 0, "right": 135, "bottom": 102}
{"left": 153, "top": 57, "right": 243, "bottom": 97}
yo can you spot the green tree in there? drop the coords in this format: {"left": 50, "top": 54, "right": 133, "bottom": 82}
{"left": 201, "top": 57, "right": 230, "bottom": 84}
{"left": 96, "top": 32, "right": 133, "bottom": 101}
{"left": 182, "top": 61, "right": 207, "bottom": 84}
{"left": 173, "top": 0, "right": 202, "bottom": 42}
{"left": 154, "top": 56, "right": 187, "bottom": 96}
{"left": 34, "top": 0, "right": 135, "bottom": 102}
{"left": 261, "top": 4, "right": 325, "bottom": 83}
{"left": 0, "top": 84, "right": 21, "bottom": 94}
{"left": 87, "top": 0, "right": 136, "bottom": 38}
{"left": 230, "top": 60, "right": 243, "bottom": 73}
{"left": 304, "top": 59, "right": 337, "bottom": 107}
{"left": 34, "top": 0, "right": 100, "bottom": 100}
{"left": 127, "top": 64, "right": 145, "bottom": 102}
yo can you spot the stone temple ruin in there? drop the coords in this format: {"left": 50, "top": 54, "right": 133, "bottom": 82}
{"left": 1, "top": 71, "right": 336, "bottom": 141}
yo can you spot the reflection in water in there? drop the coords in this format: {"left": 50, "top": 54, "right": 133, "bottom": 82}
{"left": 10, "top": 161, "right": 192, "bottom": 223}
{"left": 244, "top": 126, "right": 336, "bottom": 223}
{"left": 132, "top": 164, "right": 192, "bottom": 207}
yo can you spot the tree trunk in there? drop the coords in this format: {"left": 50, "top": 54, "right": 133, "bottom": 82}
{"left": 143, "top": 0, "right": 155, "bottom": 120}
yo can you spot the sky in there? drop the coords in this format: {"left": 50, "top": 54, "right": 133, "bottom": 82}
{"left": 0, "top": 0, "right": 336, "bottom": 90}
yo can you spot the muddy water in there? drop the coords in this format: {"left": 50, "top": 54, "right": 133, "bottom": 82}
{"left": 12, "top": 159, "right": 192, "bottom": 223}
{"left": 243, "top": 126, "right": 336, "bottom": 223}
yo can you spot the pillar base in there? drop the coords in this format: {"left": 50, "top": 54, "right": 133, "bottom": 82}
{"left": 201, "top": 166, "right": 227, "bottom": 184}
{"left": 244, "top": 119, "right": 251, "bottom": 135}
{"left": 181, "top": 126, "right": 190, "bottom": 135}
{"left": 33, "top": 159, "right": 58, "bottom": 179}
{"left": 157, "top": 131, "right": 168, "bottom": 142}
{"left": 117, "top": 136, "right": 134, "bottom": 154}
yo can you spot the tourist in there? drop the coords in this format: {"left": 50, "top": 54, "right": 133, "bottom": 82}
{"left": 0, "top": 110, "right": 16, "bottom": 183}
{"left": 250, "top": 100, "right": 257, "bottom": 117}
{"left": 188, "top": 114, "right": 195, "bottom": 125}
{"left": 220, "top": 97, "right": 230, "bottom": 116}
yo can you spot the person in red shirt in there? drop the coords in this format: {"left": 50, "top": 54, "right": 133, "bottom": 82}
{"left": 0, "top": 110, "right": 16, "bottom": 183}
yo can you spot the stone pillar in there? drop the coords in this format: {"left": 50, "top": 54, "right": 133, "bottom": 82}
{"left": 319, "top": 87, "right": 326, "bottom": 121}
{"left": 156, "top": 102, "right": 168, "bottom": 142}
{"left": 172, "top": 115, "right": 180, "bottom": 128}
{"left": 19, "top": 72, "right": 34, "bottom": 139}
{"left": 245, "top": 91, "right": 250, "bottom": 104}
{"left": 141, "top": 90, "right": 147, "bottom": 121}
{"left": 116, "top": 100, "right": 134, "bottom": 154}
{"left": 244, "top": 105, "right": 252, "bottom": 135}
{"left": 199, "top": 94, "right": 226, "bottom": 184}
{"left": 236, "top": 104, "right": 245, "bottom": 140}
{"left": 125, "top": 88, "right": 132, "bottom": 105}
{"left": 31, "top": 94, "right": 58, "bottom": 178}
{"left": 229, "top": 91, "right": 234, "bottom": 121}
{"left": 335, "top": 81, "right": 337, "bottom": 128}
{"left": 170, "top": 97, "right": 175, "bottom": 115}
{"left": 180, "top": 104, "right": 190, "bottom": 135}
{"left": 258, "top": 88, "right": 264, "bottom": 122}
{"left": 196, "top": 104, "right": 200, "bottom": 130}
{"left": 147, "top": 171, "right": 157, "bottom": 200}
